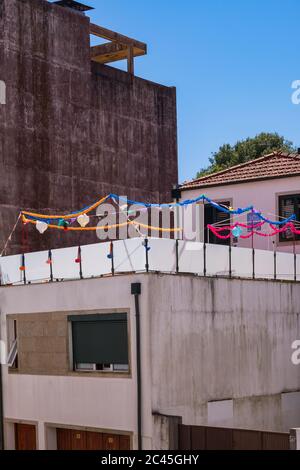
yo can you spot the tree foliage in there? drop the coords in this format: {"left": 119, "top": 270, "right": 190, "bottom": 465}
{"left": 196, "top": 133, "right": 295, "bottom": 179}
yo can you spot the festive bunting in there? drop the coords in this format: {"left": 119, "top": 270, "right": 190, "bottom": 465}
{"left": 208, "top": 222, "right": 300, "bottom": 240}
{"left": 22, "top": 217, "right": 182, "bottom": 233}
{"left": 36, "top": 221, "right": 48, "bottom": 234}
{"left": 19, "top": 193, "right": 299, "bottom": 240}
{"left": 232, "top": 226, "right": 243, "bottom": 238}
{"left": 77, "top": 214, "right": 90, "bottom": 228}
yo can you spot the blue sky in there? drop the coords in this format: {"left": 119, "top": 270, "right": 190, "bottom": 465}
{"left": 56, "top": 0, "right": 300, "bottom": 182}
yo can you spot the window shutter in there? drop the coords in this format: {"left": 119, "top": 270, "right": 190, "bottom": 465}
{"left": 70, "top": 314, "right": 128, "bottom": 365}
{"left": 279, "top": 195, "right": 298, "bottom": 241}
{"left": 205, "top": 201, "right": 231, "bottom": 245}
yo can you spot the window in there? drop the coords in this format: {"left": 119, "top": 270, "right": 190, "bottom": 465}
{"left": 69, "top": 314, "right": 129, "bottom": 373}
{"left": 204, "top": 201, "right": 231, "bottom": 246}
{"left": 279, "top": 194, "right": 300, "bottom": 242}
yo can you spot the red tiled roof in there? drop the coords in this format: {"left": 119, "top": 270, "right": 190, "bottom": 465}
{"left": 181, "top": 152, "right": 300, "bottom": 190}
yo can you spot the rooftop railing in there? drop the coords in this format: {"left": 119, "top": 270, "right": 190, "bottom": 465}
{"left": 0, "top": 238, "right": 298, "bottom": 286}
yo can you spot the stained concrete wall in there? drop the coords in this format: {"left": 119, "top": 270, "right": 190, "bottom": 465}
{"left": 149, "top": 275, "right": 300, "bottom": 432}
{"left": 0, "top": 0, "right": 178, "bottom": 254}
{"left": 0, "top": 273, "right": 299, "bottom": 449}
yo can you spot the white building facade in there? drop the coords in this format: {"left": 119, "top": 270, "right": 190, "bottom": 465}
{"left": 0, "top": 239, "right": 299, "bottom": 450}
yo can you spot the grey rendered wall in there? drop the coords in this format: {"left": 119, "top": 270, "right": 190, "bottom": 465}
{"left": 149, "top": 275, "right": 300, "bottom": 432}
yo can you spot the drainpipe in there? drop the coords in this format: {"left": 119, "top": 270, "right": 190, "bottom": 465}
{"left": 172, "top": 185, "right": 182, "bottom": 243}
{"left": 131, "top": 282, "right": 142, "bottom": 451}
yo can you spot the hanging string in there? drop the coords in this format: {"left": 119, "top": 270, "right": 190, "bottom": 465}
{"left": 22, "top": 195, "right": 110, "bottom": 221}
{"left": 0, "top": 213, "right": 22, "bottom": 257}
{"left": 207, "top": 222, "right": 300, "bottom": 240}
{"left": 22, "top": 216, "right": 182, "bottom": 233}
{"left": 19, "top": 192, "right": 299, "bottom": 238}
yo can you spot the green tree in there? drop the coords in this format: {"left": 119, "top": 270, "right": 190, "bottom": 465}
{"left": 196, "top": 133, "right": 295, "bottom": 178}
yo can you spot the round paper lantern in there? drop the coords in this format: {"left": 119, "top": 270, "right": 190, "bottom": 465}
{"left": 77, "top": 214, "right": 90, "bottom": 228}
{"left": 232, "top": 226, "right": 243, "bottom": 238}
{"left": 36, "top": 221, "right": 48, "bottom": 234}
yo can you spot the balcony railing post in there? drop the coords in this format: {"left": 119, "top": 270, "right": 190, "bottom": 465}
{"left": 22, "top": 253, "right": 26, "bottom": 285}
{"left": 229, "top": 245, "right": 232, "bottom": 279}
{"left": 110, "top": 241, "right": 115, "bottom": 276}
{"left": 293, "top": 234, "right": 297, "bottom": 282}
{"left": 274, "top": 249, "right": 277, "bottom": 281}
{"left": 49, "top": 250, "right": 53, "bottom": 282}
{"left": 176, "top": 239, "right": 179, "bottom": 273}
{"left": 252, "top": 248, "right": 255, "bottom": 280}
{"left": 203, "top": 242, "right": 207, "bottom": 277}
{"left": 144, "top": 238, "right": 149, "bottom": 273}
{"left": 79, "top": 246, "right": 83, "bottom": 280}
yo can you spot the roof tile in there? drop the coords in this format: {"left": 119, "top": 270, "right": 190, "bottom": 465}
{"left": 181, "top": 152, "right": 300, "bottom": 190}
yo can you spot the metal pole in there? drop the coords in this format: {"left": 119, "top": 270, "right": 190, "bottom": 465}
{"left": 273, "top": 242, "right": 277, "bottom": 281}
{"left": 79, "top": 246, "right": 83, "bottom": 280}
{"left": 229, "top": 245, "right": 232, "bottom": 278}
{"left": 22, "top": 253, "right": 26, "bottom": 285}
{"left": 144, "top": 239, "right": 149, "bottom": 273}
{"left": 110, "top": 242, "right": 115, "bottom": 276}
{"left": 49, "top": 250, "right": 53, "bottom": 282}
{"left": 251, "top": 210, "right": 255, "bottom": 280}
{"left": 293, "top": 233, "right": 297, "bottom": 282}
{"left": 203, "top": 242, "right": 207, "bottom": 277}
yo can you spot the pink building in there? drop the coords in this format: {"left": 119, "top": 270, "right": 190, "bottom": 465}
{"left": 180, "top": 152, "right": 300, "bottom": 253}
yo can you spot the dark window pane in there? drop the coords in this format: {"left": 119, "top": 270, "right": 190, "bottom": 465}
{"left": 204, "top": 201, "right": 231, "bottom": 246}
{"left": 70, "top": 314, "right": 128, "bottom": 366}
{"left": 279, "top": 195, "right": 300, "bottom": 242}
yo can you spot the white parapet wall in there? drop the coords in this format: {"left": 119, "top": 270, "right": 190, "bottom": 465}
{"left": 0, "top": 238, "right": 299, "bottom": 286}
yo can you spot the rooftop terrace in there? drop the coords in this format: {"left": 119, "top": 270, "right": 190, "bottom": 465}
{"left": 0, "top": 238, "right": 298, "bottom": 286}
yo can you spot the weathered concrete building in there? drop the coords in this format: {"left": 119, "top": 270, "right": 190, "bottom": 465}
{"left": 0, "top": 238, "right": 299, "bottom": 450}
{"left": 0, "top": 0, "right": 178, "bottom": 254}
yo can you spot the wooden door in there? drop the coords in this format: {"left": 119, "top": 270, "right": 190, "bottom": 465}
{"left": 103, "top": 433, "right": 120, "bottom": 450}
{"left": 86, "top": 431, "right": 103, "bottom": 450}
{"left": 57, "top": 428, "right": 72, "bottom": 450}
{"left": 119, "top": 435, "right": 131, "bottom": 450}
{"left": 57, "top": 428, "right": 131, "bottom": 450}
{"left": 71, "top": 430, "right": 87, "bottom": 450}
{"left": 15, "top": 424, "right": 37, "bottom": 450}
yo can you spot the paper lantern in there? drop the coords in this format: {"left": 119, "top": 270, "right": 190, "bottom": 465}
{"left": 77, "top": 214, "right": 90, "bottom": 228}
{"left": 120, "top": 204, "right": 128, "bottom": 211}
{"left": 36, "top": 221, "right": 48, "bottom": 234}
{"left": 232, "top": 226, "right": 243, "bottom": 238}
